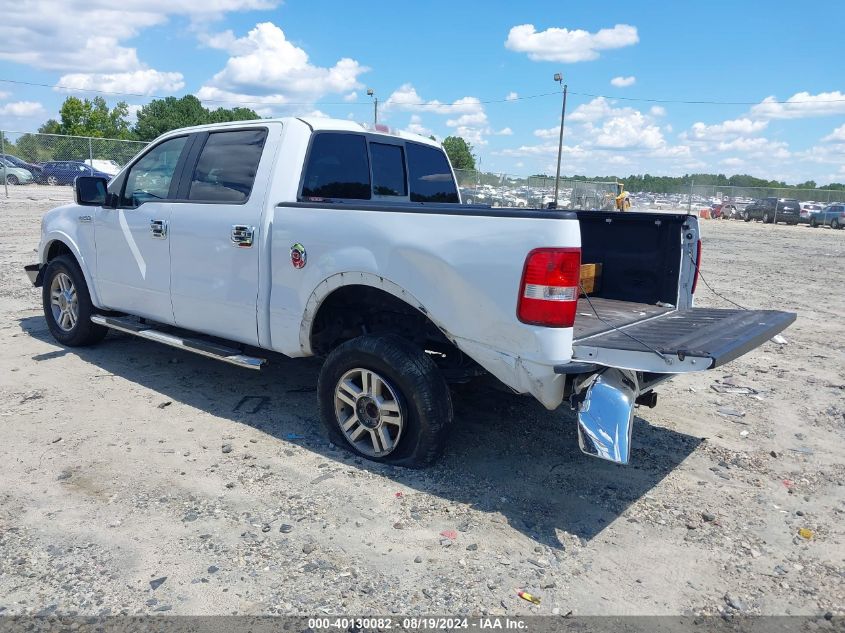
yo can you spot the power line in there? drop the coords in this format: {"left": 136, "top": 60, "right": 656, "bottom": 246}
{"left": 1, "top": 77, "right": 844, "bottom": 108}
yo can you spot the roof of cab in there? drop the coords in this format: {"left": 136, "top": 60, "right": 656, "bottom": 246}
{"left": 159, "top": 116, "right": 442, "bottom": 149}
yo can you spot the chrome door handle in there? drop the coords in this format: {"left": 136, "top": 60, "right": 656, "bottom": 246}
{"left": 231, "top": 225, "right": 254, "bottom": 248}
{"left": 150, "top": 219, "right": 167, "bottom": 239}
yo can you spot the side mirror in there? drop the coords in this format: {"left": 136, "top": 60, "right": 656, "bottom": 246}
{"left": 75, "top": 176, "right": 109, "bottom": 206}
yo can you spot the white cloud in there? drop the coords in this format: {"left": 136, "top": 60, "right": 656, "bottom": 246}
{"left": 383, "top": 84, "right": 483, "bottom": 115}
{"left": 822, "top": 124, "right": 845, "bottom": 142}
{"left": 505, "top": 23, "right": 638, "bottom": 63}
{"left": 720, "top": 157, "right": 745, "bottom": 167}
{"left": 591, "top": 111, "right": 664, "bottom": 149}
{"left": 505, "top": 92, "right": 519, "bottom": 101}
{"left": 750, "top": 91, "right": 845, "bottom": 119}
{"left": 569, "top": 97, "right": 617, "bottom": 123}
{"left": 0, "top": 101, "right": 46, "bottom": 117}
{"left": 534, "top": 126, "right": 559, "bottom": 139}
{"left": 495, "top": 127, "right": 513, "bottom": 136}
{"left": 0, "top": 1, "right": 278, "bottom": 73}
{"left": 650, "top": 105, "right": 666, "bottom": 117}
{"left": 716, "top": 137, "right": 790, "bottom": 159}
{"left": 610, "top": 76, "right": 636, "bottom": 88}
{"left": 57, "top": 69, "right": 185, "bottom": 96}
{"left": 343, "top": 92, "right": 358, "bottom": 102}
{"left": 685, "top": 117, "right": 768, "bottom": 141}
{"left": 384, "top": 83, "right": 492, "bottom": 144}
{"left": 0, "top": 91, "right": 10, "bottom": 100}
{"left": 405, "top": 114, "right": 432, "bottom": 137}
{"left": 196, "top": 23, "right": 368, "bottom": 112}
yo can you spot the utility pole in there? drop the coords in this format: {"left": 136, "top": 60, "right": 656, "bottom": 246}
{"left": 1, "top": 131, "right": 7, "bottom": 199}
{"left": 552, "top": 74, "right": 568, "bottom": 209}
{"left": 367, "top": 88, "right": 378, "bottom": 126}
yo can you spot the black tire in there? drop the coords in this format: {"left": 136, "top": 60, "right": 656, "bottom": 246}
{"left": 317, "top": 334, "right": 453, "bottom": 468}
{"left": 743, "top": 211, "right": 752, "bottom": 222}
{"left": 42, "top": 254, "right": 108, "bottom": 347}
{"left": 833, "top": 219, "right": 841, "bottom": 230}
{"left": 46, "top": 175, "right": 59, "bottom": 186}
{"left": 6, "top": 174, "right": 19, "bottom": 185}
{"left": 762, "top": 212, "right": 771, "bottom": 224}
{"left": 810, "top": 217, "right": 818, "bottom": 228}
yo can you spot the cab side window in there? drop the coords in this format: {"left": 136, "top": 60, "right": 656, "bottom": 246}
{"left": 188, "top": 129, "right": 267, "bottom": 203}
{"left": 301, "top": 133, "right": 371, "bottom": 200}
{"left": 120, "top": 136, "right": 188, "bottom": 208}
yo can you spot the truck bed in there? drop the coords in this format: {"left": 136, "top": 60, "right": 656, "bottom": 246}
{"left": 573, "top": 297, "right": 674, "bottom": 340}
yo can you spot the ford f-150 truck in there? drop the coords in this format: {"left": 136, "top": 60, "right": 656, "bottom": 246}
{"left": 24, "top": 117, "right": 796, "bottom": 467}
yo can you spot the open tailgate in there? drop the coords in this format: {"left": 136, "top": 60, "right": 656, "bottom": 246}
{"left": 568, "top": 308, "right": 796, "bottom": 373}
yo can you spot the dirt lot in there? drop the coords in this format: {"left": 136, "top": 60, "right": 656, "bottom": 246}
{"left": 0, "top": 192, "right": 843, "bottom": 618}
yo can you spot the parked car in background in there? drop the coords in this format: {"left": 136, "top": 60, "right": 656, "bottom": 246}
{"left": 743, "top": 197, "right": 801, "bottom": 224}
{"left": 0, "top": 153, "right": 43, "bottom": 181}
{"left": 39, "top": 161, "right": 112, "bottom": 186}
{"left": 84, "top": 159, "right": 121, "bottom": 176}
{"left": 710, "top": 203, "right": 738, "bottom": 219}
{"left": 799, "top": 202, "right": 823, "bottom": 224}
{"left": 0, "top": 157, "right": 34, "bottom": 185}
{"left": 810, "top": 203, "right": 845, "bottom": 229}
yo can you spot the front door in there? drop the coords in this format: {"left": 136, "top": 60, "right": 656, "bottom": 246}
{"left": 169, "top": 127, "right": 270, "bottom": 346}
{"left": 94, "top": 135, "right": 191, "bottom": 323}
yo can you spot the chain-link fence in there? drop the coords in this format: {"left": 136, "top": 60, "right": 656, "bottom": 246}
{"left": 454, "top": 169, "right": 619, "bottom": 210}
{"left": 1, "top": 130, "right": 148, "bottom": 200}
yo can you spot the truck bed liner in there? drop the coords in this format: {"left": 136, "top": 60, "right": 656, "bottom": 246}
{"left": 573, "top": 297, "right": 674, "bottom": 340}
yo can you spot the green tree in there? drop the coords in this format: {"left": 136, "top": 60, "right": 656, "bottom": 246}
{"left": 55, "top": 96, "right": 133, "bottom": 139}
{"left": 442, "top": 136, "right": 476, "bottom": 170}
{"left": 133, "top": 95, "right": 260, "bottom": 141}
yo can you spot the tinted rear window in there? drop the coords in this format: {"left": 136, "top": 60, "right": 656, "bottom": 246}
{"left": 189, "top": 129, "right": 267, "bottom": 203}
{"left": 301, "top": 133, "right": 371, "bottom": 200}
{"left": 406, "top": 143, "right": 459, "bottom": 203}
{"left": 370, "top": 143, "right": 407, "bottom": 196}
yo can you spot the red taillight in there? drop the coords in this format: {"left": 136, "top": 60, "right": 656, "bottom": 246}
{"left": 691, "top": 239, "right": 702, "bottom": 294}
{"left": 517, "top": 248, "right": 581, "bottom": 327}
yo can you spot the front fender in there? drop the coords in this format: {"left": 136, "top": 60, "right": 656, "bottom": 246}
{"left": 39, "top": 230, "right": 102, "bottom": 308}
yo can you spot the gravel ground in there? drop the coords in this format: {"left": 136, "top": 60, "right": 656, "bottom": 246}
{"left": 0, "top": 193, "right": 843, "bottom": 618}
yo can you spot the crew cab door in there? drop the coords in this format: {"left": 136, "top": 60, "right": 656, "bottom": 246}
{"left": 168, "top": 127, "right": 272, "bottom": 346}
{"left": 94, "top": 135, "right": 192, "bottom": 322}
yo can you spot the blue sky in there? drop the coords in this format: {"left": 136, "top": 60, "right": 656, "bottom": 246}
{"left": 1, "top": 0, "right": 844, "bottom": 183}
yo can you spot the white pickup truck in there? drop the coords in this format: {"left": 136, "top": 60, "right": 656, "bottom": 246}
{"left": 25, "top": 117, "right": 795, "bottom": 467}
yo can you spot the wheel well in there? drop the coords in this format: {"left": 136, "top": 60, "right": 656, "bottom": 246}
{"left": 46, "top": 240, "right": 73, "bottom": 262}
{"left": 309, "top": 285, "right": 483, "bottom": 382}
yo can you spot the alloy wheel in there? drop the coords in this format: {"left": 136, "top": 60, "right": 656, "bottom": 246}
{"left": 334, "top": 367, "right": 404, "bottom": 457}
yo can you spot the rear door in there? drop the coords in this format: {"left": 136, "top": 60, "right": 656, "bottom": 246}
{"left": 168, "top": 126, "right": 272, "bottom": 346}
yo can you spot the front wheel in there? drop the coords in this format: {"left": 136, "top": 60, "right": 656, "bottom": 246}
{"left": 743, "top": 211, "right": 752, "bottom": 222}
{"left": 810, "top": 218, "right": 818, "bottom": 228}
{"left": 318, "top": 334, "right": 453, "bottom": 468}
{"left": 6, "top": 174, "right": 19, "bottom": 185}
{"left": 46, "top": 175, "right": 59, "bottom": 186}
{"left": 833, "top": 219, "right": 841, "bottom": 230}
{"left": 762, "top": 212, "right": 771, "bottom": 224}
{"left": 42, "top": 255, "right": 108, "bottom": 346}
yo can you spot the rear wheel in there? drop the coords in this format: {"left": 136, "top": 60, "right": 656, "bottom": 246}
{"left": 46, "top": 175, "right": 59, "bottom": 186}
{"left": 810, "top": 217, "right": 818, "bottom": 228}
{"left": 6, "top": 174, "right": 19, "bottom": 185}
{"left": 762, "top": 212, "right": 771, "bottom": 224}
{"left": 743, "top": 211, "right": 752, "bottom": 222}
{"left": 318, "top": 334, "right": 453, "bottom": 468}
{"left": 833, "top": 219, "right": 841, "bottom": 230}
{"left": 42, "top": 255, "right": 108, "bottom": 347}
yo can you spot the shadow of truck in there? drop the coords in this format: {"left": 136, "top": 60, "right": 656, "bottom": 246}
{"left": 18, "top": 315, "right": 702, "bottom": 549}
